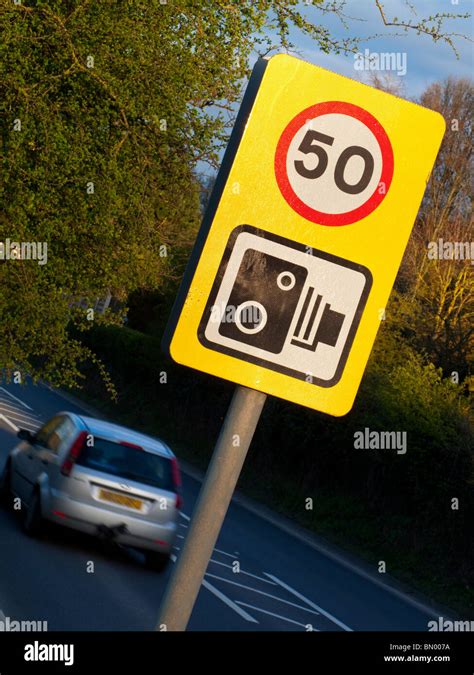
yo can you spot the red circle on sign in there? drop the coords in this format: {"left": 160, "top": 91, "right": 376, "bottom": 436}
{"left": 274, "top": 101, "right": 394, "bottom": 226}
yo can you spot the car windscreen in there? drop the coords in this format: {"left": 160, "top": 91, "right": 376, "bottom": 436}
{"left": 76, "top": 437, "right": 174, "bottom": 491}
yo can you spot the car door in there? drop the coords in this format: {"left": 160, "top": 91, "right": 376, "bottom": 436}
{"left": 15, "top": 416, "right": 63, "bottom": 504}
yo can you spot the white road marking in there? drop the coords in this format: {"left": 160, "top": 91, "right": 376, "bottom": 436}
{"left": 209, "top": 559, "right": 277, "bottom": 585}
{"left": 170, "top": 553, "right": 258, "bottom": 624}
{"left": 265, "top": 573, "right": 352, "bottom": 632}
{"left": 0, "top": 408, "right": 41, "bottom": 426}
{"left": 213, "top": 547, "right": 239, "bottom": 560}
{"left": 202, "top": 580, "right": 259, "bottom": 624}
{"left": 0, "top": 400, "right": 40, "bottom": 417}
{"left": 176, "top": 534, "right": 185, "bottom": 540}
{"left": 179, "top": 511, "right": 190, "bottom": 521}
{"left": 0, "top": 414, "right": 19, "bottom": 432}
{"left": 6, "top": 423, "right": 39, "bottom": 433}
{"left": 0, "top": 415, "right": 38, "bottom": 432}
{"left": 232, "top": 494, "right": 450, "bottom": 622}
{"left": 235, "top": 602, "right": 317, "bottom": 629}
{"left": 0, "top": 388, "right": 32, "bottom": 410}
{"left": 10, "top": 424, "right": 37, "bottom": 433}
{"left": 205, "top": 572, "right": 320, "bottom": 615}
{"left": 179, "top": 523, "right": 188, "bottom": 529}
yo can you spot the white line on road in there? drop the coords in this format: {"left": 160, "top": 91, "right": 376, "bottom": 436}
{"left": 209, "top": 559, "right": 278, "bottom": 585}
{"left": 205, "top": 572, "right": 320, "bottom": 615}
{"left": 169, "top": 554, "right": 258, "bottom": 624}
{"left": 176, "top": 534, "right": 184, "bottom": 540}
{"left": 0, "top": 400, "right": 40, "bottom": 418}
{"left": 0, "top": 409, "right": 41, "bottom": 426}
{"left": 265, "top": 573, "right": 352, "bottom": 632}
{"left": 202, "top": 580, "right": 259, "bottom": 624}
{"left": 0, "top": 416, "right": 37, "bottom": 433}
{"left": 213, "top": 547, "right": 239, "bottom": 560}
{"left": 179, "top": 512, "right": 190, "bottom": 521}
{"left": 179, "top": 523, "right": 188, "bottom": 529}
{"left": 0, "top": 388, "right": 32, "bottom": 410}
{"left": 235, "top": 601, "right": 317, "bottom": 629}
{"left": 0, "top": 414, "right": 19, "bottom": 433}
{"left": 4, "top": 423, "right": 39, "bottom": 433}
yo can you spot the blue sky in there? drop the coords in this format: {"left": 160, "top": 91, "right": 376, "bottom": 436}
{"left": 278, "top": 0, "right": 473, "bottom": 97}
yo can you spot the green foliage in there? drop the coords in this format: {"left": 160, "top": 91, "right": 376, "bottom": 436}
{"left": 1, "top": 1, "right": 220, "bottom": 384}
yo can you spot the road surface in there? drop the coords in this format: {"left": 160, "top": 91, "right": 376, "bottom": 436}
{"left": 0, "top": 382, "right": 442, "bottom": 631}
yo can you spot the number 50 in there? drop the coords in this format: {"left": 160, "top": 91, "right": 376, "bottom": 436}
{"left": 294, "top": 130, "right": 375, "bottom": 195}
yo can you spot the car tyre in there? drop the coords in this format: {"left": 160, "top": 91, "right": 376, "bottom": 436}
{"left": 23, "top": 488, "right": 44, "bottom": 537}
{"left": 145, "top": 551, "right": 170, "bottom": 572}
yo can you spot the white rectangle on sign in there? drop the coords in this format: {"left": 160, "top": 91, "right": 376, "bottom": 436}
{"left": 199, "top": 226, "right": 372, "bottom": 386}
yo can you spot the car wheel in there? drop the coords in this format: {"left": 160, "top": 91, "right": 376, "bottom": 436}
{"left": 0, "top": 461, "right": 12, "bottom": 508}
{"left": 145, "top": 551, "right": 170, "bottom": 572}
{"left": 23, "top": 488, "right": 43, "bottom": 537}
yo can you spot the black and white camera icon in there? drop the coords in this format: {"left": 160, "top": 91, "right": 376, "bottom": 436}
{"left": 198, "top": 225, "right": 372, "bottom": 386}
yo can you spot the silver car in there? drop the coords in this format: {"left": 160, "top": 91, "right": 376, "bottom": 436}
{"left": 0, "top": 412, "right": 182, "bottom": 571}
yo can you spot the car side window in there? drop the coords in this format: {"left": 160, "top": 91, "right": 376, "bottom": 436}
{"left": 35, "top": 416, "right": 62, "bottom": 448}
{"left": 49, "top": 417, "right": 76, "bottom": 455}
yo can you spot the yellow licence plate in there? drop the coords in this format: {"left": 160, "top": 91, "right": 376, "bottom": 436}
{"left": 99, "top": 489, "right": 143, "bottom": 511}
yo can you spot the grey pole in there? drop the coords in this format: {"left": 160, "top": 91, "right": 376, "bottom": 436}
{"left": 155, "top": 385, "right": 267, "bottom": 631}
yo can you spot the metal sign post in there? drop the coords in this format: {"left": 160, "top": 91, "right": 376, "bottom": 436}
{"left": 155, "top": 386, "right": 267, "bottom": 631}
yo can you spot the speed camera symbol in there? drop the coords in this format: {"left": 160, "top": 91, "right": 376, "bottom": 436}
{"left": 199, "top": 225, "right": 372, "bottom": 386}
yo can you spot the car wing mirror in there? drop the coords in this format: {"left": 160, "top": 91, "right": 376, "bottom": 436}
{"left": 17, "top": 429, "right": 35, "bottom": 443}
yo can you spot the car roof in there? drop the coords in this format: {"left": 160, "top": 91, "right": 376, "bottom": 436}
{"left": 64, "top": 413, "right": 174, "bottom": 459}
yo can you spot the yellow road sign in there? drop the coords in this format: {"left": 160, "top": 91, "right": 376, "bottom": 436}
{"left": 163, "top": 54, "right": 445, "bottom": 416}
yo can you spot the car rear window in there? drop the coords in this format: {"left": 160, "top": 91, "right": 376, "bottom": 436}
{"left": 76, "top": 437, "right": 175, "bottom": 491}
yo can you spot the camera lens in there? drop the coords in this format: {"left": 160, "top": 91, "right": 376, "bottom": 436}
{"left": 234, "top": 301, "right": 268, "bottom": 335}
{"left": 277, "top": 271, "right": 296, "bottom": 290}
